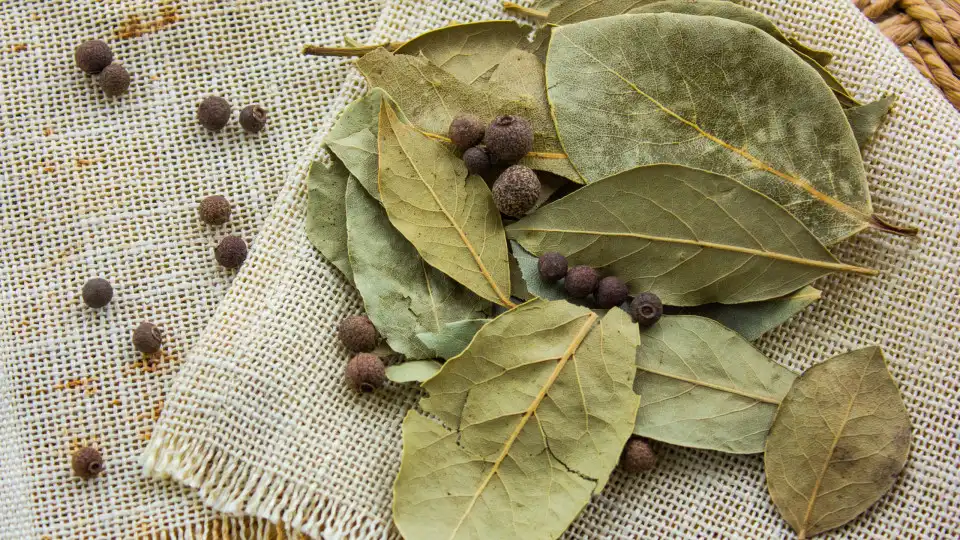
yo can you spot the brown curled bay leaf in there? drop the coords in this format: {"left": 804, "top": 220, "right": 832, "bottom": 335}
{"left": 377, "top": 102, "right": 514, "bottom": 307}
{"left": 845, "top": 96, "right": 895, "bottom": 151}
{"left": 345, "top": 176, "right": 487, "bottom": 359}
{"left": 305, "top": 157, "right": 352, "bottom": 283}
{"left": 356, "top": 48, "right": 581, "bottom": 182}
{"left": 385, "top": 360, "right": 443, "bottom": 384}
{"left": 765, "top": 347, "right": 912, "bottom": 538}
{"left": 667, "top": 286, "right": 822, "bottom": 341}
{"left": 546, "top": 13, "right": 911, "bottom": 243}
{"left": 393, "top": 299, "right": 640, "bottom": 540}
{"left": 635, "top": 315, "right": 797, "bottom": 453}
{"left": 507, "top": 164, "right": 876, "bottom": 306}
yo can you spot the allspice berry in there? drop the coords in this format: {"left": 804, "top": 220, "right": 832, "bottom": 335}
{"left": 198, "top": 195, "right": 232, "bottom": 225}
{"left": 81, "top": 278, "right": 113, "bottom": 308}
{"left": 483, "top": 115, "right": 534, "bottom": 163}
{"left": 198, "top": 95, "right": 231, "bottom": 131}
{"left": 100, "top": 63, "right": 130, "bottom": 97}
{"left": 132, "top": 322, "right": 163, "bottom": 354}
{"left": 239, "top": 104, "right": 267, "bottom": 134}
{"left": 620, "top": 437, "right": 656, "bottom": 473}
{"left": 215, "top": 235, "right": 247, "bottom": 269}
{"left": 596, "top": 276, "right": 629, "bottom": 309}
{"left": 492, "top": 165, "right": 540, "bottom": 218}
{"left": 448, "top": 114, "right": 485, "bottom": 151}
{"left": 338, "top": 315, "right": 378, "bottom": 352}
{"left": 75, "top": 39, "right": 113, "bottom": 75}
{"left": 346, "top": 353, "right": 385, "bottom": 393}
{"left": 462, "top": 146, "right": 492, "bottom": 176}
{"left": 538, "top": 252, "right": 568, "bottom": 283}
{"left": 565, "top": 265, "right": 599, "bottom": 298}
{"left": 71, "top": 446, "right": 104, "bottom": 479}
{"left": 630, "top": 292, "right": 663, "bottom": 327}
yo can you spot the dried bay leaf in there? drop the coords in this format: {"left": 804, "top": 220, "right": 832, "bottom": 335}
{"left": 765, "top": 347, "right": 911, "bottom": 538}
{"left": 393, "top": 299, "right": 640, "bottom": 539}
{"left": 415, "top": 319, "right": 489, "bottom": 360}
{"left": 386, "top": 360, "right": 443, "bottom": 383}
{"left": 345, "top": 176, "right": 487, "bottom": 359}
{"left": 546, "top": 14, "right": 908, "bottom": 244}
{"left": 510, "top": 240, "right": 566, "bottom": 301}
{"left": 356, "top": 48, "right": 581, "bottom": 182}
{"left": 507, "top": 164, "right": 875, "bottom": 306}
{"left": 845, "top": 96, "right": 895, "bottom": 151}
{"left": 377, "top": 103, "right": 514, "bottom": 306}
{"left": 668, "top": 286, "right": 821, "bottom": 341}
{"left": 305, "top": 157, "right": 352, "bottom": 283}
{"left": 634, "top": 316, "right": 796, "bottom": 453}
{"left": 325, "top": 89, "right": 390, "bottom": 200}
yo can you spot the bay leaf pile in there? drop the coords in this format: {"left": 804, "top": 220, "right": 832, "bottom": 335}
{"left": 304, "top": 1, "right": 914, "bottom": 538}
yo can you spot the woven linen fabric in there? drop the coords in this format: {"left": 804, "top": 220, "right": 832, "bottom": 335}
{"left": 151, "top": 0, "right": 954, "bottom": 538}
{"left": 0, "top": 0, "right": 384, "bottom": 537}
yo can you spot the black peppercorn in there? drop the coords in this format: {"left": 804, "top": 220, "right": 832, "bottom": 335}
{"left": 537, "top": 252, "right": 568, "bottom": 283}
{"left": 100, "top": 62, "right": 130, "bottom": 97}
{"left": 197, "top": 95, "right": 231, "bottom": 131}
{"left": 133, "top": 322, "right": 163, "bottom": 354}
{"left": 565, "top": 265, "right": 599, "bottom": 298}
{"left": 596, "top": 276, "right": 629, "bottom": 309}
{"left": 72, "top": 446, "right": 104, "bottom": 479}
{"left": 81, "top": 278, "right": 113, "bottom": 308}
{"left": 483, "top": 115, "right": 534, "bottom": 163}
{"left": 346, "top": 353, "right": 385, "bottom": 392}
{"left": 75, "top": 39, "right": 113, "bottom": 75}
{"left": 338, "top": 315, "right": 378, "bottom": 352}
{"left": 215, "top": 235, "right": 247, "bottom": 269}
{"left": 198, "top": 195, "right": 232, "bottom": 225}
{"left": 239, "top": 104, "right": 267, "bottom": 133}
{"left": 620, "top": 437, "right": 656, "bottom": 473}
{"left": 630, "top": 292, "right": 663, "bottom": 327}
{"left": 448, "top": 114, "right": 485, "bottom": 151}
{"left": 462, "top": 146, "right": 492, "bottom": 176}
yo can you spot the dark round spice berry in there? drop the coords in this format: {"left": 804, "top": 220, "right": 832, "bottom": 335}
{"left": 448, "top": 114, "right": 485, "bottom": 151}
{"left": 596, "top": 276, "right": 629, "bottom": 309}
{"left": 198, "top": 195, "right": 232, "bottom": 225}
{"left": 81, "top": 278, "right": 113, "bottom": 308}
{"left": 71, "top": 446, "right": 104, "bottom": 479}
{"left": 483, "top": 115, "right": 534, "bottom": 163}
{"left": 462, "top": 146, "right": 492, "bottom": 176}
{"left": 538, "top": 252, "right": 567, "bottom": 283}
{"left": 239, "top": 104, "right": 267, "bottom": 133}
{"left": 215, "top": 235, "right": 247, "bottom": 269}
{"left": 197, "top": 95, "right": 231, "bottom": 131}
{"left": 346, "top": 353, "right": 385, "bottom": 393}
{"left": 133, "top": 322, "right": 163, "bottom": 354}
{"left": 100, "top": 62, "right": 130, "bottom": 97}
{"left": 75, "top": 39, "right": 113, "bottom": 75}
{"left": 338, "top": 315, "right": 378, "bottom": 352}
{"left": 492, "top": 165, "right": 540, "bottom": 218}
{"left": 630, "top": 292, "right": 663, "bottom": 327}
{"left": 620, "top": 437, "right": 656, "bottom": 473}
{"left": 565, "top": 265, "right": 599, "bottom": 298}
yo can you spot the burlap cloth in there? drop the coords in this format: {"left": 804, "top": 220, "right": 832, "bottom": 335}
{"left": 2, "top": 0, "right": 958, "bottom": 538}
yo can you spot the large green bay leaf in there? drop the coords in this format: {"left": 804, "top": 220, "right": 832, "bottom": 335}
{"left": 305, "top": 158, "right": 352, "bottom": 283}
{"left": 669, "top": 286, "right": 821, "bottom": 341}
{"left": 547, "top": 14, "right": 884, "bottom": 244}
{"left": 507, "top": 164, "right": 874, "bottom": 306}
{"left": 393, "top": 299, "right": 640, "bottom": 539}
{"left": 765, "top": 347, "right": 911, "bottom": 538}
{"left": 345, "top": 176, "right": 487, "bottom": 359}
{"left": 634, "top": 316, "right": 796, "bottom": 453}
{"left": 377, "top": 102, "right": 513, "bottom": 306}
{"left": 357, "top": 48, "right": 581, "bottom": 182}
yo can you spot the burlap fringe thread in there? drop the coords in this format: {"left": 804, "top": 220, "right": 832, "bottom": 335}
{"left": 856, "top": 0, "right": 960, "bottom": 108}
{"left": 143, "top": 429, "right": 392, "bottom": 539}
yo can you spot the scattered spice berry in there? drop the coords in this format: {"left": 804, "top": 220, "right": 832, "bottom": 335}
{"left": 100, "top": 62, "right": 130, "bottom": 97}
{"left": 538, "top": 252, "right": 568, "bottom": 283}
{"left": 338, "top": 315, "right": 378, "bottom": 352}
{"left": 71, "top": 446, "right": 104, "bottom": 479}
{"left": 81, "top": 278, "right": 113, "bottom": 308}
{"left": 620, "top": 437, "right": 656, "bottom": 473}
{"left": 596, "top": 276, "right": 629, "bottom": 309}
{"left": 565, "top": 265, "right": 600, "bottom": 298}
{"left": 132, "top": 322, "right": 163, "bottom": 354}
{"left": 239, "top": 104, "right": 267, "bottom": 133}
{"left": 448, "top": 114, "right": 485, "bottom": 151}
{"left": 492, "top": 165, "right": 540, "bottom": 218}
{"left": 630, "top": 292, "right": 663, "bottom": 327}
{"left": 462, "top": 145, "right": 492, "bottom": 176}
{"left": 75, "top": 39, "right": 113, "bottom": 75}
{"left": 215, "top": 235, "right": 247, "bottom": 269}
{"left": 346, "top": 352, "right": 385, "bottom": 393}
{"left": 197, "top": 95, "right": 231, "bottom": 131}
{"left": 483, "top": 115, "right": 533, "bottom": 163}
{"left": 198, "top": 195, "right": 232, "bottom": 225}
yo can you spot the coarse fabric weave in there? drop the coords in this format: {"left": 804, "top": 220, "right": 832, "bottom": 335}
{"left": 0, "top": 0, "right": 383, "bottom": 537}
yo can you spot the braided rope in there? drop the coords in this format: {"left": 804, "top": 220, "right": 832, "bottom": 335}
{"left": 856, "top": 0, "right": 960, "bottom": 108}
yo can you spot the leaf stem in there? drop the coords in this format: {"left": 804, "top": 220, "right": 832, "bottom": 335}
{"left": 302, "top": 42, "right": 402, "bottom": 57}
{"left": 503, "top": 1, "right": 549, "bottom": 20}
